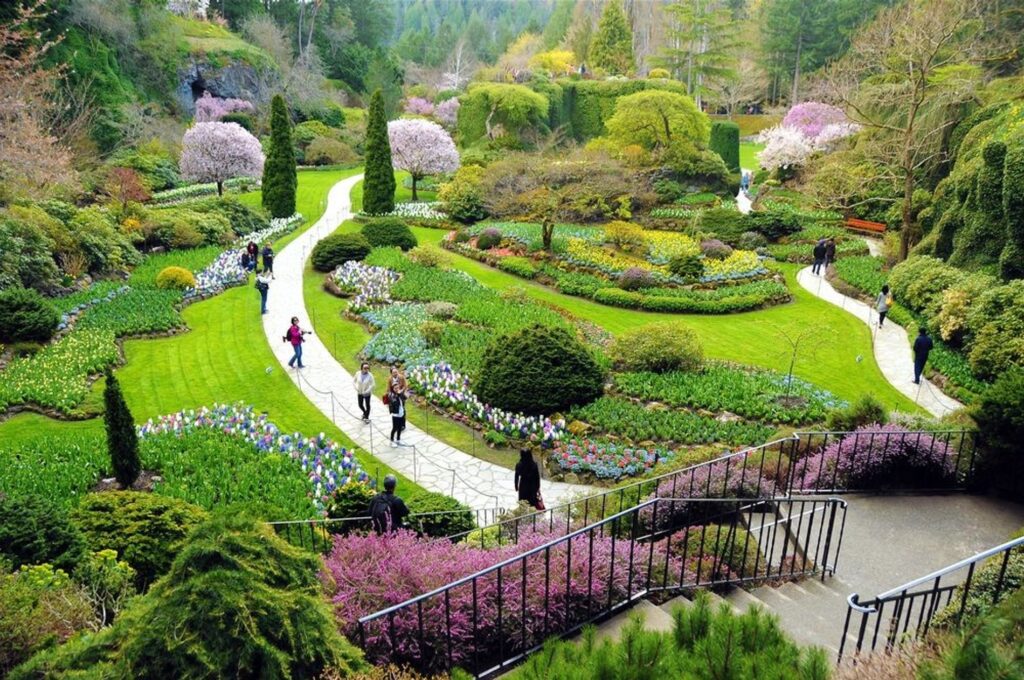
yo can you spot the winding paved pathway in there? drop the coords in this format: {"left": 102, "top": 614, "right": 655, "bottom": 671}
{"left": 260, "top": 174, "right": 595, "bottom": 510}
{"left": 796, "top": 265, "right": 962, "bottom": 417}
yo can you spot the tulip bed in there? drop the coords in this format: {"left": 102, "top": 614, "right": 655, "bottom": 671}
{"left": 550, "top": 437, "right": 676, "bottom": 479}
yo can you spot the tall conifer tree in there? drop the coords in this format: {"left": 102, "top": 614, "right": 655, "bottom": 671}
{"left": 262, "top": 94, "right": 297, "bottom": 218}
{"left": 363, "top": 89, "right": 396, "bottom": 215}
{"left": 104, "top": 369, "right": 140, "bottom": 489}
{"left": 589, "top": 1, "right": 634, "bottom": 75}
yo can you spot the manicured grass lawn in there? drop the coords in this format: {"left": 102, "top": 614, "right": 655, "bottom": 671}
{"left": 740, "top": 141, "right": 764, "bottom": 171}
{"left": 350, "top": 171, "right": 437, "bottom": 212}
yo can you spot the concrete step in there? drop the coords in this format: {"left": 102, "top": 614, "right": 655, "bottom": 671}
{"left": 724, "top": 586, "right": 765, "bottom": 612}
{"left": 658, "top": 593, "right": 693, "bottom": 616}
{"left": 596, "top": 599, "right": 675, "bottom": 642}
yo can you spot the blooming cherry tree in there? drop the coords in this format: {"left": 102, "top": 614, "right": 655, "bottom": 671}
{"left": 782, "top": 102, "right": 849, "bottom": 142}
{"left": 387, "top": 119, "right": 460, "bottom": 201}
{"left": 435, "top": 98, "right": 460, "bottom": 129}
{"left": 180, "top": 122, "right": 264, "bottom": 196}
{"left": 403, "top": 97, "right": 435, "bottom": 117}
{"left": 167, "top": 0, "right": 209, "bottom": 19}
{"left": 756, "top": 125, "right": 815, "bottom": 173}
{"left": 194, "top": 91, "right": 255, "bottom": 122}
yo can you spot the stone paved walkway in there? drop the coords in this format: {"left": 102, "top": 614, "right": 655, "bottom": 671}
{"left": 796, "top": 266, "right": 962, "bottom": 417}
{"left": 260, "top": 174, "right": 596, "bottom": 510}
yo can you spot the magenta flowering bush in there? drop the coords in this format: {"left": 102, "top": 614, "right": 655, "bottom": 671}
{"left": 551, "top": 437, "right": 674, "bottom": 479}
{"left": 194, "top": 91, "right": 255, "bottom": 122}
{"left": 791, "top": 423, "right": 957, "bottom": 491}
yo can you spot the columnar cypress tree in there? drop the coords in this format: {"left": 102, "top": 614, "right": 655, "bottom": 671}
{"left": 710, "top": 121, "right": 741, "bottom": 173}
{"left": 362, "top": 90, "right": 396, "bottom": 215}
{"left": 262, "top": 94, "right": 297, "bottom": 218}
{"left": 104, "top": 368, "right": 141, "bottom": 489}
{"left": 589, "top": 0, "right": 634, "bottom": 76}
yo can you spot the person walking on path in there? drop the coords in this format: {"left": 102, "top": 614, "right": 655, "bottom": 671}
{"left": 824, "top": 238, "right": 837, "bottom": 267}
{"left": 812, "top": 239, "right": 827, "bottom": 275}
{"left": 255, "top": 269, "right": 272, "bottom": 315}
{"left": 875, "top": 284, "right": 892, "bottom": 327}
{"left": 261, "top": 243, "right": 275, "bottom": 278}
{"left": 354, "top": 363, "right": 376, "bottom": 422}
{"left": 246, "top": 241, "right": 259, "bottom": 272}
{"left": 389, "top": 365, "right": 408, "bottom": 396}
{"left": 369, "top": 475, "right": 409, "bottom": 535}
{"left": 386, "top": 388, "right": 407, "bottom": 447}
{"left": 514, "top": 448, "right": 542, "bottom": 510}
{"left": 913, "top": 326, "right": 934, "bottom": 385}
{"left": 283, "top": 316, "right": 310, "bottom": 369}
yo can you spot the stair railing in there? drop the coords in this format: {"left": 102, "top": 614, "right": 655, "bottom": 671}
{"left": 839, "top": 534, "right": 1024, "bottom": 661}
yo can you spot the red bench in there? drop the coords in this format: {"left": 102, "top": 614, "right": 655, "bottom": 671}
{"left": 844, "top": 217, "right": 887, "bottom": 234}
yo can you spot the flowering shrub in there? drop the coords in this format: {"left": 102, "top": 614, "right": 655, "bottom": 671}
{"left": 138, "top": 403, "right": 372, "bottom": 515}
{"left": 756, "top": 125, "right": 816, "bottom": 172}
{"left": 791, "top": 424, "right": 958, "bottom": 491}
{"left": 407, "top": 363, "right": 564, "bottom": 442}
{"left": 618, "top": 266, "right": 656, "bottom": 290}
{"left": 782, "top": 102, "right": 848, "bottom": 142}
{"left": 700, "top": 239, "right": 733, "bottom": 260}
{"left": 332, "top": 261, "right": 399, "bottom": 312}
{"left": 551, "top": 437, "right": 674, "bottom": 479}
{"left": 150, "top": 177, "right": 259, "bottom": 205}
{"left": 360, "top": 202, "right": 446, "bottom": 221}
{"left": 435, "top": 98, "right": 460, "bottom": 128}
{"left": 757, "top": 105, "right": 858, "bottom": 172}
{"left": 194, "top": 91, "right": 255, "bottom": 123}
{"left": 403, "top": 97, "right": 435, "bottom": 116}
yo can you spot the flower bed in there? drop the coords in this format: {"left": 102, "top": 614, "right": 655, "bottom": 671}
{"left": 360, "top": 303, "right": 437, "bottom": 366}
{"left": 331, "top": 261, "right": 400, "bottom": 312}
{"left": 550, "top": 437, "right": 674, "bottom": 479}
{"left": 138, "top": 403, "right": 372, "bottom": 515}
{"left": 53, "top": 284, "right": 131, "bottom": 332}
{"left": 360, "top": 201, "right": 447, "bottom": 221}
{"left": 149, "top": 177, "right": 259, "bottom": 205}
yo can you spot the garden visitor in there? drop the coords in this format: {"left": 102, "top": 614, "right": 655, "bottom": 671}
{"left": 389, "top": 365, "right": 408, "bottom": 396}
{"left": 241, "top": 250, "right": 251, "bottom": 270}
{"left": 255, "top": 269, "right": 272, "bottom": 315}
{"left": 913, "top": 326, "right": 934, "bottom": 385}
{"left": 824, "top": 238, "right": 837, "bottom": 267}
{"left": 875, "top": 284, "right": 892, "bottom": 327}
{"left": 354, "top": 363, "right": 375, "bottom": 422}
{"left": 514, "top": 448, "right": 543, "bottom": 510}
{"left": 246, "top": 241, "right": 259, "bottom": 271}
{"left": 283, "top": 316, "right": 310, "bottom": 369}
{"left": 386, "top": 388, "right": 406, "bottom": 446}
{"left": 811, "top": 239, "right": 827, "bottom": 275}
{"left": 261, "top": 243, "right": 274, "bottom": 277}
{"left": 369, "top": 474, "right": 409, "bottom": 535}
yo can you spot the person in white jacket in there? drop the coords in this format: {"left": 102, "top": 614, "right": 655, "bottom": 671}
{"left": 354, "top": 363, "right": 376, "bottom": 422}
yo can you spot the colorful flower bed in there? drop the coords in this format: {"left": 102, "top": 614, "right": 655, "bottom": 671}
{"left": 138, "top": 403, "right": 372, "bottom": 515}
{"left": 361, "top": 201, "right": 447, "bottom": 221}
{"left": 360, "top": 303, "right": 437, "bottom": 366}
{"left": 53, "top": 284, "right": 130, "bottom": 331}
{"left": 331, "top": 261, "right": 400, "bottom": 312}
{"left": 643, "top": 230, "right": 701, "bottom": 264}
{"left": 149, "top": 176, "right": 259, "bottom": 205}
{"left": 550, "top": 437, "right": 674, "bottom": 479}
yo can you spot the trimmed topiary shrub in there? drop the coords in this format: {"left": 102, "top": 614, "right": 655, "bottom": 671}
{"left": 312, "top": 233, "right": 372, "bottom": 271}
{"left": 0, "top": 287, "right": 60, "bottom": 343}
{"left": 362, "top": 218, "right": 417, "bottom": 251}
{"left": 710, "top": 120, "right": 741, "bottom": 173}
{"left": 476, "top": 227, "right": 502, "bottom": 250}
{"left": 609, "top": 321, "right": 703, "bottom": 373}
{"left": 0, "top": 496, "right": 86, "bottom": 572}
{"left": 974, "top": 368, "right": 1024, "bottom": 501}
{"left": 325, "top": 481, "right": 377, "bottom": 535}
{"left": 220, "top": 112, "right": 253, "bottom": 132}
{"left": 406, "top": 492, "right": 475, "bottom": 538}
{"left": 262, "top": 94, "right": 298, "bottom": 219}
{"left": 104, "top": 369, "right": 140, "bottom": 490}
{"left": 617, "top": 267, "right": 656, "bottom": 290}
{"left": 668, "top": 254, "right": 705, "bottom": 280}
{"left": 363, "top": 90, "right": 396, "bottom": 215}
{"left": 154, "top": 266, "right": 196, "bottom": 290}
{"left": 70, "top": 492, "right": 208, "bottom": 590}
{"left": 476, "top": 323, "right": 606, "bottom": 416}
{"left": 438, "top": 165, "right": 488, "bottom": 223}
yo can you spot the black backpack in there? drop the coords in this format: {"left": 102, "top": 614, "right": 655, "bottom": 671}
{"left": 369, "top": 493, "right": 393, "bottom": 534}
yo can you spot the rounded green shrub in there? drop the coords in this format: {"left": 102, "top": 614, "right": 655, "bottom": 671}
{"left": 312, "top": 232, "right": 372, "bottom": 271}
{"left": 419, "top": 319, "right": 444, "bottom": 346}
{"left": 361, "top": 218, "right": 418, "bottom": 251}
{"left": 668, "top": 254, "right": 705, "bottom": 280}
{"left": 647, "top": 67, "right": 671, "bottom": 79}
{"left": 407, "top": 492, "right": 475, "bottom": 538}
{"left": 974, "top": 368, "right": 1024, "bottom": 500}
{"left": 70, "top": 492, "right": 208, "bottom": 590}
{"left": 609, "top": 322, "right": 703, "bottom": 373}
{"left": 154, "top": 266, "right": 196, "bottom": 290}
{"left": 325, "top": 481, "right": 377, "bottom": 535}
{"left": 220, "top": 112, "right": 254, "bottom": 132}
{"left": 476, "top": 323, "right": 606, "bottom": 416}
{"left": 438, "top": 165, "right": 488, "bottom": 223}
{"left": 0, "top": 288, "right": 59, "bottom": 343}
{"left": 0, "top": 496, "right": 85, "bottom": 572}
{"left": 475, "top": 228, "right": 502, "bottom": 250}
{"left": 824, "top": 394, "right": 888, "bottom": 432}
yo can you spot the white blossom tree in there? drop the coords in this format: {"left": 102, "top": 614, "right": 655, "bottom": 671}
{"left": 387, "top": 119, "right": 460, "bottom": 201}
{"left": 180, "top": 122, "right": 264, "bottom": 196}
{"left": 756, "top": 125, "right": 815, "bottom": 174}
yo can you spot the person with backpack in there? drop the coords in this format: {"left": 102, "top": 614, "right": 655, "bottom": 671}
{"left": 875, "top": 284, "right": 892, "bottom": 327}
{"left": 369, "top": 475, "right": 409, "bottom": 535}
{"left": 283, "top": 316, "right": 310, "bottom": 369}
{"left": 354, "top": 363, "right": 376, "bottom": 422}
{"left": 255, "top": 269, "right": 272, "bottom": 315}
{"left": 824, "top": 238, "right": 837, "bottom": 267}
{"left": 246, "top": 241, "right": 259, "bottom": 272}
{"left": 514, "top": 448, "right": 542, "bottom": 510}
{"left": 811, "top": 239, "right": 827, "bottom": 275}
{"left": 261, "top": 243, "right": 274, "bottom": 278}
{"left": 913, "top": 326, "right": 934, "bottom": 385}
{"left": 386, "top": 388, "right": 406, "bottom": 447}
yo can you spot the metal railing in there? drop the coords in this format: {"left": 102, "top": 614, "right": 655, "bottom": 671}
{"left": 839, "top": 534, "right": 1024, "bottom": 660}
{"left": 356, "top": 496, "right": 847, "bottom": 678}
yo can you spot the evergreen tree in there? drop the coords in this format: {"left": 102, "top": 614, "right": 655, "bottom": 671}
{"left": 589, "top": 0, "right": 634, "bottom": 75}
{"left": 656, "top": 0, "right": 740, "bottom": 109}
{"left": 261, "top": 94, "right": 297, "bottom": 219}
{"left": 362, "top": 89, "right": 396, "bottom": 215}
{"left": 103, "top": 368, "right": 140, "bottom": 489}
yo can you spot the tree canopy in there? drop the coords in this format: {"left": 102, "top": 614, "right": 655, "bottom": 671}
{"left": 605, "top": 90, "right": 710, "bottom": 151}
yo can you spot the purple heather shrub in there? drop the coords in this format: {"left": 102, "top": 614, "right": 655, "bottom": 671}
{"left": 791, "top": 423, "right": 957, "bottom": 492}
{"left": 617, "top": 266, "right": 656, "bottom": 291}
{"left": 476, "top": 228, "right": 502, "bottom": 250}
{"left": 700, "top": 238, "right": 733, "bottom": 261}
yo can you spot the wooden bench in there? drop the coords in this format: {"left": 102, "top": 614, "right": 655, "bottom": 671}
{"left": 844, "top": 217, "right": 887, "bottom": 234}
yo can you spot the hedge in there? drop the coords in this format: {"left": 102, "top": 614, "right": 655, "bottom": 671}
{"left": 710, "top": 121, "right": 740, "bottom": 173}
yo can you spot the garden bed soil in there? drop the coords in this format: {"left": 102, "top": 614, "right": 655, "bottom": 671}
{"left": 92, "top": 470, "right": 162, "bottom": 493}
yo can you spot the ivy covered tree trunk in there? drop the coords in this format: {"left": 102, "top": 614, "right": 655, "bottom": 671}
{"left": 104, "top": 369, "right": 140, "bottom": 489}
{"left": 363, "top": 90, "right": 396, "bottom": 215}
{"left": 262, "top": 94, "right": 297, "bottom": 218}
{"left": 1001, "top": 134, "right": 1024, "bottom": 280}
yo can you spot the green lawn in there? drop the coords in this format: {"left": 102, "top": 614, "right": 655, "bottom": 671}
{"left": 740, "top": 141, "right": 764, "bottom": 172}
{"left": 350, "top": 171, "right": 437, "bottom": 212}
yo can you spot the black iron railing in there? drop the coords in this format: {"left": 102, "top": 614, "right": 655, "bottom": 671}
{"left": 355, "top": 496, "right": 847, "bottom": 678}
{"left": 839, "top": 534, "right": 1024, "bottom": 661}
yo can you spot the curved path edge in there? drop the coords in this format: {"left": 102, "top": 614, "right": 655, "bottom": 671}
{"left": 796, "top": 266, "right": 962, "bottom": 418}
{"left": 260, "top": 175, "right": 595, "bottom": 510}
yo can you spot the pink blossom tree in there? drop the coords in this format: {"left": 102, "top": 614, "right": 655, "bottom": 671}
{"left": 403, "top": 97, "right": 435, "bottom": 117}
{"left": 387, "top": 119, "right": 460, "bottom": 201}
{"left": 180, "top": 122, "right": 264, "bottom": 196}
{"left": 782, "top": 102, "right": 848, "bottom": 142}
{"left": 194, "top": 91, "right": 255, "bottom": 122}
{"left": 435, "top": 98, "right": 460, "bottom": 129}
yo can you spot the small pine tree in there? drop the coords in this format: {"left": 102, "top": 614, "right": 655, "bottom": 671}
{"left": 362, "top": 90, "right": 396, "bottom": 215}
{"left": 589, "top": 0, "right": 635, "bottom": 75}
{"left": 262, "top": 94, "right": 298, "bottom": 219}
{"left": 104, "top": 368, "right": 141, "bottom": 489}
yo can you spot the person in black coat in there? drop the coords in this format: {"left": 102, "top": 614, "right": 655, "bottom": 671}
{"left": 913, "top": 327, "right": 934, "bottom": 385}
{"left": 811, "top": 239, "right": 827, "bottom": 275}
{"left": 514, "top": 448, "right": 541, "bottom": 509}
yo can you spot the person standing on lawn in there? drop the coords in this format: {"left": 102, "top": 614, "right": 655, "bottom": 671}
{"left": 354, "top": 363, "right": 375, "bottom": 422}
{"left": 824, "top": 238, "right": 837, "bottom": 267}
{"left": 913, "top": 326, "right": 934, "bottom": 385}
{"left": 261, "top": 243, "right": 274, "bottom": 278}
{"left": 283, "top": 316, "right": 309, "bottom": 369}
{"left": 387, "top": 388, "right": 406, "bottom": 447}
{"left": 514, "top": 448, "right": 542, "bottom": 510}
{"left": 811, "top": 239, "right": 827, "bottom": 275}
{"left": 255, "top": 269, "right": 272, "bottom": 315}
{"left": 875, "top": 284, "right": 892, "bottom": 327}
{"left": 369, "top": 475, "right": 409, "bottom": 535}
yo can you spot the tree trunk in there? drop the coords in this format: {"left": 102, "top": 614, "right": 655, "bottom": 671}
{"left": 542, "top": 217, "right": 555, "bottom": 252}
{"left": 791, "top": 33, "right": 802, "bottom": 104}
{"left": 411, "top": 175, "right": 419, "bottom": 202}
{"left": 217, "top": 181, "right": 224, "bottom": 196}
{"left": 900, "top": 156, "right": 915, "bottom": 260}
